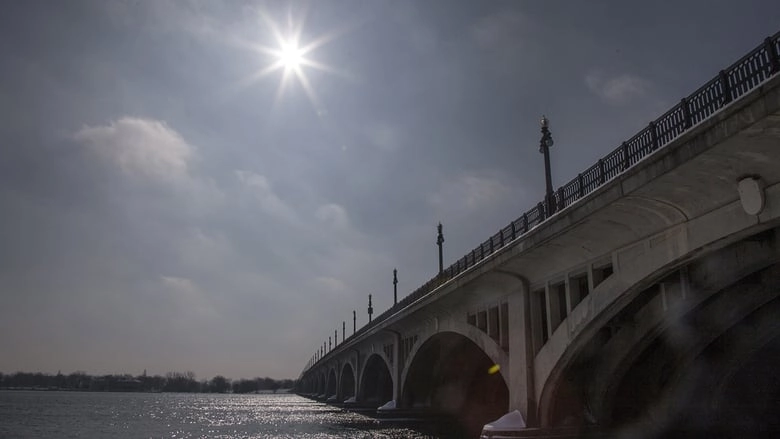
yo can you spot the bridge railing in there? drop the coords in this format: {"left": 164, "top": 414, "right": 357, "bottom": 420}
{"left": 302, "top": 32, "right": 780, "bottom": 375}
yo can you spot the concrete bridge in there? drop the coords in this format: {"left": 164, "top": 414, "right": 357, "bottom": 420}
{"left": 298, "top": 34, "right": 780, "bottom": 437}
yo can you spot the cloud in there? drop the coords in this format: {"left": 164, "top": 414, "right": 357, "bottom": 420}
{"left": 313, "top": 276, "right": 348, "bottom": 295}
{"left": 429, "top": 170, "right": 514, "bottom": 213}
{"left": 315, "top": 203, "right": 350, "bottom": 230}
{"left": 160, "top": 275, "right": 216, "bottom": 320}
{"left": 161, "top": 275, "right": 197, "bottom": 292}
{"left": 364, "top": 122, "right": 402, "bottom": 152}
{"left": 74, "top": 117, "right": 193, "bottom": 181}
{"left": 585, "top": 72, "right": 651, "bottom": 106}
{"left": 235, "top": 170, "right": 298, "bottom": 223}
{"left": 472, "top": 11, "right": 532, "bottom": 49}
{"left": 470, "top": 10, "right": 539, "bottom": 77}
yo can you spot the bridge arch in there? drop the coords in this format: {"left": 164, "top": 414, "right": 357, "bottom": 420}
{"left": 325, "top": 368, "right": 337, "bottom": 397}
{"left": 401, "top": 330, "right": 509, "bottom": 437}
{"left": 401, "top": 320, "right": 508, "bottom": 380}
{"left": 604, "top": 263, "right": 780, "bottom": 435}
{"left": 358, "top": 353, "right": 393, "bottom": 405}
{"left": 338, "top": 362, "right": 356, "bottom": 401}
{"left": 318, "top": 372, "right": 326, "bottom": 396}
{"left": 537, "top": 229, "right": 780, "bottom": 433}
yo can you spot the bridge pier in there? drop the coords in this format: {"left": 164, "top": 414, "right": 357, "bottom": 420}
{"left": 505, "top": 275, "right": 535, "bottom": 426}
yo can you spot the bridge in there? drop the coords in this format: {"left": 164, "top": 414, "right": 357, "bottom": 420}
{"left": 297, "top": 33, "right": 780, "bottom": 437}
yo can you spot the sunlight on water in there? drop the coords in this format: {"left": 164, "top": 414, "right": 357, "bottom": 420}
{"left": 0, "top": 392, "right": 452, "bottom": 438}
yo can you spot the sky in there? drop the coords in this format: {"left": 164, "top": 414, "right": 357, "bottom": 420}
{"left": 1, "top": 0, "right": 779, "bottom": 381}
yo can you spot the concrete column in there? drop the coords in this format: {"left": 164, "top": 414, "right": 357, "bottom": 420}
{"left": 543, "top": 283, "right": 554, "bottom": 340}
{"left": 353, "top": 351, "right": 360, "bottom": 401}
{"left": 392, "top": 333, "right": 402, "bottom": 403}
{"left": 507, "top": 280, "right": 536, "bottom": 426}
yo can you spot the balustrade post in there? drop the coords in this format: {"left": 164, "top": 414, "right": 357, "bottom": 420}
{"left": 649, "top": 121, "right": 659, "bottom": 150}
{"left": 719, "top": 70, "right": 732, "bottom": 104}
{"left": 538, "top": 202, "right": 545, "bottom": 221}
{"left": 598, "top": 159, "right": 606, "bottom": 185}
{"left": 680, "top": 98, "right": 692, "bottom": 129}
{"left": 766, "top": 37, "right": 780, "bottom": 74}
{"left": 622, "top": 142, "right": 630, "bottom": 170}
{"left": 577, "top": 173, "right": 584, "bottom": 197}
{"left": 490, "top": 236, "right": 494, "bottom": 253}
{"left": 557, "top": 187, "right": 564, "bottom": 210}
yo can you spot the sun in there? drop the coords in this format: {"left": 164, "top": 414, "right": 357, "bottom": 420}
{"left": 240, "top": 9, "right": 347, "bottom": 109}
{"left": 279, "top": 41, "right": 303, "bottom": 70}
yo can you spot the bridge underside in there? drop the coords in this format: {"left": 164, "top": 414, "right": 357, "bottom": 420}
{"left": 402, "top": 331, "right": 508, "bottom": 437}
{"left": 339, "top": 363, "right": 355, "bottom": 401}
{"left": 359, "top": 354, "right": 392, "bottom": 406}
{"left": 543, "top": 229, "right": 780, "bottom": 436}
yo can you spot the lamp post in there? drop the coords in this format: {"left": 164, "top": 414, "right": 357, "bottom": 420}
{"left": 437, "top": 223, "right": 445, "bottom": 274}
{"left": 393, "top": 269, "right": 398, "bottom": 306}
{"left": 368, "top": 294, "right": 373, "bottom": 323}
{"left": 539, "top": 115, "right": 555, "bottom": 216}
{"left": 353, "top": 310, "right": 356, "bottom": 334}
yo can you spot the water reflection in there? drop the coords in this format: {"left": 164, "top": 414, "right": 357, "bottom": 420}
{"left": 0, "top": 392, "right": 467, "bottom": 438}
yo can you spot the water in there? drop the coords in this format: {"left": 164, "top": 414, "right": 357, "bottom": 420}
{"left": 0, "top": 391, "right": 460, "bottom": 438}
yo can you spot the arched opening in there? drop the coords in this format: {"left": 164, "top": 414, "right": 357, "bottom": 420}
{"left": 604, "top": 263, "right": 780, "bottom": 436}
{"left": 707, "top": 331, "right": 780, "bottom": 434}
{"left": 339, "top": 363, "right": 356, "bottom": 401}
{"left": 326, "top": 369, "right": 337, "bottom": 397}
{"left": 359, "top": 354, "right": 393, "bottom": 406}
{"left": 538, "top": 234, "right": 780, "bottom": 431}
{"left": 401, "top": 331, "right": 508, "bottom": 438}
{"left": 318, "top": 372, "right": 326, "bottom": 396}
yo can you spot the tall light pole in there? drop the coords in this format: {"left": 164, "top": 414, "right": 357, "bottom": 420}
{"left": 393, "top": 269, "right": 398, "bottom": 306}
{"left": 437, "top": 223, "right": 444, "bottom": 274}
{"left": 368, "top": 294, "right": 373, "bottom": 323}
{"left": 539, "top": 115, "right": 555, "bottom": 216}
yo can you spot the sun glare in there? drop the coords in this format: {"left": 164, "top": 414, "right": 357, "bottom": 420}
{"left": 279, "top": 41, "right": 303, "bottom": 70}
{"left": 239, "top": 9, "right": 349, "bottom": 109}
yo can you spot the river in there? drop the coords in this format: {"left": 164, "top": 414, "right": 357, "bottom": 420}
{"left": 0, "top": 391, "right": 469, "bottom": 438}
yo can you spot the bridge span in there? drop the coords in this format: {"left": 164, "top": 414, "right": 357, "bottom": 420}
{"left": 298, "top": 33, "right": 780, "bottom": 437}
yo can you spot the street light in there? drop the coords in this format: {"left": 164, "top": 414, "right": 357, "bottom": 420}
{"left": 436, "top": 223, "right": 444, "bottom": 274}
{"left": 539, "top": 115, "right": 555, "bottom": 216}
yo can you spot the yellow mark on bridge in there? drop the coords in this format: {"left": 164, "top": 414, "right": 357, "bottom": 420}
{"left": 488, "top": 364, "right": 500, "bottom": 375}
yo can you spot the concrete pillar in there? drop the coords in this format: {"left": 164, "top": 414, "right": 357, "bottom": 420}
{"left": 353, "top": 351, "right": 361, "bottom": 401}
{"left": 392, "top": 333, "right": 402, "bottom": 403}
{"left": 507, "top": 280, "right": 536, "bottom": 426}
{"left": 543, "top": 283, "right": 554, "bottom": 340}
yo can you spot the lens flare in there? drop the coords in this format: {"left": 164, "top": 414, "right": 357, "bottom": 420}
{"left": 488, "top": 364, "right": 501, "bottom": 375}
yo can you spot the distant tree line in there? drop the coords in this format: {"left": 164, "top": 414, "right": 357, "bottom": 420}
{"left": 0, "top": 371, "right": 296, "bottom": 394}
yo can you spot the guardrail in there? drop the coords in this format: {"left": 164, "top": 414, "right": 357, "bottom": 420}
{"left": 302, "top": 32, "right": 780, "bottom": 374}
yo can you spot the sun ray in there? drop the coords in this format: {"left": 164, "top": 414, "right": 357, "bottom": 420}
{"left": 232, "top": 7, "right": 358, "bottom": 113}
